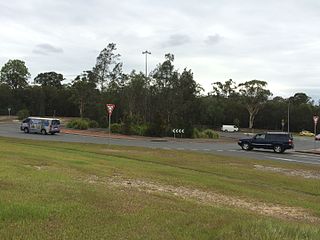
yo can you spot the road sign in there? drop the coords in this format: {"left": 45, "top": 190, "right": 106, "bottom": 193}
{"left": 313, "top": 116, "right": 319, "bottom": 125}
{"left": 106, "top": 104, "right": 115, "bottom": 116}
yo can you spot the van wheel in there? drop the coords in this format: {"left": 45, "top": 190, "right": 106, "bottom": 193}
{"left": 41, "top": 129, "right": 47, "bottom": 135}
{"left": 273, "top": 145, "right": 283, "bottom": 153}
{"left": 24, "top": 128, "right": 29, "bottom": 134}
{"left": 241, "top": 143, "right": 252, "bottom": 151}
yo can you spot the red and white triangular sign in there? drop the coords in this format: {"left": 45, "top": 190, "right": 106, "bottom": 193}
{"left": 313, "top": 115, "right": 319, "bottom": 125}
{"left": 106, "top": 104, "right": 116, "bottom": 116}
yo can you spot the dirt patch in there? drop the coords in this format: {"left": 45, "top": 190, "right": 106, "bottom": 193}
{"left": 254, "top": 165, "right": 320, "bottom": 179}
{"left": 83, "top": 175, "right": 319, "bottom": 223}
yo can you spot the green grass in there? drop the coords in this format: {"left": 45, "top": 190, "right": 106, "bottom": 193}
{"left": 0, "top": 136, "right": 319, "bottom": 239}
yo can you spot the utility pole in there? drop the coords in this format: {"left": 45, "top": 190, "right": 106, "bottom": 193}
{"left": 142, "top": 50, "right": 151, "bottom": 76}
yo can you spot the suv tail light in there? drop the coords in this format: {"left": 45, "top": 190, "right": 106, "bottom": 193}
{"left": 288, "top": 139, "right": 293, "bottom": 145}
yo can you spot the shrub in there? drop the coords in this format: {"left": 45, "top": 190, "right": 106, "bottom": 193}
{"left": 88, "top": 120, "right": 99, "bottom": 128}
{"left": 193, "top": 128, "right": 219, "bottom": 139}
{"left": 17, "top": 109, "right": 30, "bottom": 120}
{"left": 203, "top": 129, "right": 219, "bottom": 139}
{"left": 110, "top": 123, "right": 123, "bottom": 134}
{"left": 67, "top": 119, "right": 89, "bottom": 130}
{"left": 131, "top": 124, "right": 149, "bottom": 136}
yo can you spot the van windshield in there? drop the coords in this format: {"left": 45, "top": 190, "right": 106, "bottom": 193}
{"left": 52, "top": 120, "right": 60, "bottom": 125}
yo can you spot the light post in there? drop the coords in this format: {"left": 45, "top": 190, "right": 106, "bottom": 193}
{"left": 287, "top": 99, "right": 290, "bottom": 133}
{"left": 142, "top": 50, "right": 151, "bottom": 77}
{"left": 8, "top": 108, "right": 11, "bottom": 118}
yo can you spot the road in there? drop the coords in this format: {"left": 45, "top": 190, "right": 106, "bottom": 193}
{"left": 1, "top": 123, "right": 320, "bottom": 165}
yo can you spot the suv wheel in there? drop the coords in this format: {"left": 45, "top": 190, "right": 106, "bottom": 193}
{"left": 241, "top": 143, "right": 252, "bottom": 151}
{"left": 273, "top": 145, "right": 283, "bottom": 153}
{"left": 24, "top": 128, "right": 29, "bottom": 134}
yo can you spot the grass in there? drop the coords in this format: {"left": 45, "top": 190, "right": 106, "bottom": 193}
{"left": 0, "top": 136, "right": 319, "bottom": 239}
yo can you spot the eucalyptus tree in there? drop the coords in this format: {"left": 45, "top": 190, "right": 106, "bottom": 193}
{"left": 0, "top": 59, "right": 30, "bottom": 89}
{"left": 238, "top": 80, "right": 272, "bottom": 129}
{"left": 71, "top": 71, "right": 99, "bottom": 118}
{"left": 93, "top": 43, "right": 121, "bottom": 91}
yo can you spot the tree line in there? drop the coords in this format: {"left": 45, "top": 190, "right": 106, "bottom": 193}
{"left": 0, "top": 43, "right": 319, "bottom": 137}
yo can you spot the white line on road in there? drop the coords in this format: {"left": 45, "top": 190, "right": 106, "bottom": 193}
{"left": 267, "top": 156, "right": 320, "bottom": 165}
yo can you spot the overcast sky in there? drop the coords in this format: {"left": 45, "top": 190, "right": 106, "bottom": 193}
{"left": 1, "top": 0, "right": 320, "bottom": 99}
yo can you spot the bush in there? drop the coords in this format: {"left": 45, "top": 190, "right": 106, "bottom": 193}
{"left": 203, "top": 129, "right": 219, "bottom": 139}
{"left": 193, "top": 128, "right": 219, "bottom": 139}
{"left": 110, "top": 123, "right": 123, "bottom": 134}
{"left": 131, "top": 124, "right": 149, "bottom": 136}
{"left": 17, "top": 109, "right": 30, "bottom": 120}
{"left": 67, "top": 119, "right": 89, "bottom": 130}
{"left": 88, "top": 120, "right": 99, "bottom": 128}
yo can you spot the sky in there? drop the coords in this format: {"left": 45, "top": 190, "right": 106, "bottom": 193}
{"left": 1, "top": 0, "right": 320, "bottom": 99}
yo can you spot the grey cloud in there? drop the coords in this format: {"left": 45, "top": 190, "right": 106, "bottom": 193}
{"left": 205, "top": 34, "right": 222, "bottom": 45}
{"left": 162, "top": 34, "right": 191, "bottom": 47}
{"left": 33, "top": 43, "right": 63, "bottom": 55}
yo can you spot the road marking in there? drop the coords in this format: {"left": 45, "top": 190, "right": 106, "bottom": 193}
{"left": 203, "top": 149, "right": 210, "bottom": 151}
{"left": 267, "top": 156, "right": 320, "bottom": 165}
{"left": 216, "top": 150, "right": 223, "bottom": 152}
{"left": 292, "top": 154, "right": 320, "bottom": 159}
{"left": 177, "top": 148, "right": 185, "bottom": 150}
{"left": 163, "top": 147, "right": 171, "bottom": 150}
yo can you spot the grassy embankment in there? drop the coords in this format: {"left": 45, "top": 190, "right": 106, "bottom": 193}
{"left": 0, "top": 136, "right": 319, "bottom": 239}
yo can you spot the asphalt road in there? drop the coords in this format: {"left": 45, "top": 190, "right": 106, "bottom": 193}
{"left": 1, "top": 122, "right": 320, "bottom": 165}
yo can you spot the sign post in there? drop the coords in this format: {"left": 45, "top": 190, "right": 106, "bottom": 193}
{"left": 106, "top": 104, "right": 116, "bottom": 145}
{"left": 8, "top": 108, "right": 11, "bottom": 118}
{"left": 313, "top": 115, "right": 319, "bottom": 149}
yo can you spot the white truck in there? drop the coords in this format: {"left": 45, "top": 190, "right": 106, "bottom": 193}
{"left": 221, "top": 125, "right": 239, "bottom": 132}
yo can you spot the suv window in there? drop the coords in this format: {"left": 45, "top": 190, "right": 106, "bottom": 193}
{"left": 255, "top": 134, "right": 266, "bottom": 140}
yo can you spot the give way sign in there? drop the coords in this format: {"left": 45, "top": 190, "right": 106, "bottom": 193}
{"left": 106, "top": 104, "right": 116, "bottom": 116}
{"left": 313, "top": 115, "right": 319, "bottom": 125}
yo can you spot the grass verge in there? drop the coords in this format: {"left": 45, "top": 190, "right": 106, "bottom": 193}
{"left": 0, "top": 136, "right": 319, "bottom": 239}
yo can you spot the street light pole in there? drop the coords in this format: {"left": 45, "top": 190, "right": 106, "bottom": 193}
{"left": 287, "top": 100, "right": 290, "bottom": 133}
{"left": 142, "top": 50, "right": 151, "bottom": 77}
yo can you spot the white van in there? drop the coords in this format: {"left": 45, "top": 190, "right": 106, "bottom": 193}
{"left": 20, "top": 117, "right": 61, "bottom": 135}
{"left": 221, "top": 125, "right": 239, "bottom": 132}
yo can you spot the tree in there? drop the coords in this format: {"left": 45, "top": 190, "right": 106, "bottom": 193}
{"left": 34, "top": 72, "right": 64, "bottom": 88}
{"left": 93, "top": 43, "right": 121, "bottom": 91}
{"left": 0, "top": 59, "right": 30, "bottom": 89}
{"left": 238, "top": 80, "right": 272, "bottom": 129}
{"left": 211, "top": 79, "right": 237, "bottom": 97}
{"left": 71, "top": 71, "right": 99, "bottom": 118}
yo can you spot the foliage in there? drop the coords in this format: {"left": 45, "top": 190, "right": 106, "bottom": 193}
{"left": 238, "top": 80, "right": 272, "bottom": 128}
{"left": 1, "top": 47, "right": 320, "bottom": 136}
{"left": 34, "top": 72, "right": 64, "bottom": 88}
{"left": 66, "top": 119, "right": 89, "bottom": 130}
{"left": 17, "top": 109, "right": 30, "bottom": 120}
{"left": 110, "top": 123, "right": 123, "bottom": 133}
{"left": 0, "top": 59, "right": 30, "bottom": 89}
{"left": 88, "top": 119, "right": 99, "bottom": 128}
{"left": 93, "top": 43, "right": 122, "bottom": 91}
{"left": 192, "top": 128, "right": 219, "bottom": 139}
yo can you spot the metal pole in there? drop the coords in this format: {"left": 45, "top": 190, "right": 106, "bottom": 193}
{"left": 287, "top": 100, "right": 290, "bottom": 133}
{"left": 142, "top": 50, "right": 151, "bottom": 76}
{"left": 109, "top": 114, "right": 111, "bottom": 146}
{"left": 314, "top": 122, "right": 317, "bottom": 149}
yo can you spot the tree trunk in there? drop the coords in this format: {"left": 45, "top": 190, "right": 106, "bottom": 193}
{"left": 79, "top": 99, "right": 84, "bottom": 118}
{"left": 249, "top": 112, "right": 255, "bottom": 129}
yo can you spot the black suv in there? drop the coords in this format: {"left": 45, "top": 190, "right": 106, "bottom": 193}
{"left": 238, "top": 132, "right": 294, "bottom": 153}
